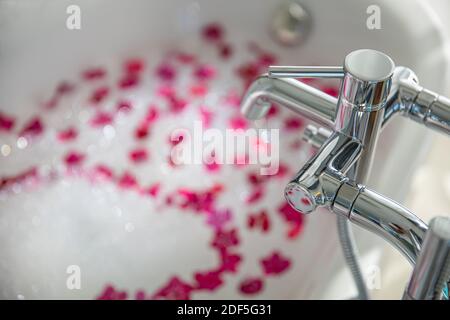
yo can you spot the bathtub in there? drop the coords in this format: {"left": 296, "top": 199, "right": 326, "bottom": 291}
{"left": 0, "top": 0, "right": 449, "bottom": 299}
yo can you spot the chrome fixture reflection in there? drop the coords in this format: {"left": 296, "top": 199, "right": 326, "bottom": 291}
{"left": 405, "top": 216, "right": 450, "bottom": 300}
{"left": 240, "top": 49, "right": 450, "bottom": 300}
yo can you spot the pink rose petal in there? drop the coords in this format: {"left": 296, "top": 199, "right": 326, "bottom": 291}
{"left": 0, "top": 112, "right": 16, "bottom": 132}
{"left": 118, "top": 73, "right": 140, "bottom": 89}
{"left": 129, "top": 148, "right": 149, "bottom": 164}
{"left": 194, "top": 271, "right": 223, "bottom": 291}
{"left": 156, "top": 62, "right": 177, "bottom": 81}
{"left": 202, "top": 23, "right": 224, "bottom": 42}
{"left": 90, "top": 112, "right": 113, "bottom": 127}
{"left": 57, "top": 127, "right": 78, "bottom": 142}
{"left": 20, "top": 117, "right": 44, "bottom": 138}
{"left": 89, "top": 86, "right": 109, "bottom": 104}
{"left": 82, "top": 68, "right": 106, "bottom": 81}
{"left": 239, "top": 278, "right": 264, "bottom": 295}
{"left": 261, "top": 251, "right": 291, "bottom": 275}
{"left": 124, "top": 58, "right": 145, "bottom": 74}
{"left": 64, "top": 151, "right": 85, "bottom": 167}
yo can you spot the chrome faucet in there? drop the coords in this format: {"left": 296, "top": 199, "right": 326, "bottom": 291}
{"left": 240, "top": 49, "right": 450, "bottom": 300}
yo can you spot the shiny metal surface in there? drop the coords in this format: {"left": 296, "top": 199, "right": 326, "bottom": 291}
{"left": 239, "top": 49, "right": 450, "bottom": 299}
{"left": 332, "top": 182, "right": 360, "bottom": 217}
{"left": 425, "top": 95, "right": 450, "bottom": 135}
{"left": 302, "top": 125, "right": 332, "bottom": 148}
{"left": 383, "top": 72, "right": 450, "bottom": 134}
{"left": 240, "top": 74, "right": 337, "bottom": 127}
{"left": 281, "top": 50, "right": 394, "bottom": 301}
{"left": 344, "top": 49, "right": 395, "bottom": 81}
{"left": 269, "top": 66, "right": 344, "bottom": 78}
{"left": 383, "top": 67, "right": 419, "bottom": 125}
{"left": 332, "top": 50, "right": 394, "bottom": 300}
{"left": 285, "top": 132, "right": 359, "bottom": 213}
{"left": 405, "top": 217, "right": 450, "bottom": 300}
{"left": 349, "top": 186, "right": 427, "bottom": 264}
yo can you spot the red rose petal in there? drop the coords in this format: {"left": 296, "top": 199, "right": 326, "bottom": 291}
{"left": 157, "top": 85, "right": 175, "bottom": 98}
{"left": 129, "top": 148, "right": 148, "bottom": 164}
{"left": 284, "top": 117, "right": 304, "bottom": 131}
{"left": 211, "top": 228, "right": 239, "bottom": 250}
{"left": 56, "top": 81, "right": 75, "bottom": 95}
{"left": 57, "top": 127, "right": 78, "bottom": 142}
{"left": 168, "top": 96, "right": 187, "bottom": 114}
{"left": 43, "top": 96, "right": 58, "bottom": 109}
{"left": 134, "top": 123, "right": 150, "bottom": 140}
{"left": 156, "top": 62, "right": 176, "bottom": 81}
{"left": 82, "top": 68, "right": 106, "bottom": 81}
{"left": 258, "top": 53, "right": 277, "bottom": 67}
{"left": 206, "top": 209, "right": 232, "bottom": 229}
{"left": 0, "top": 112, "right": 16, "bottom": 132}
{"left": 246, "top": 187, "right": 264, "bottom": 204}
{"left": 194, "top": 271, "right": 223, "bottom": 291}
{"left": 144, "top": 105, "right": 159, "bottom": 124}
{"left": 124, "top": 58, "right": 145, "bottom": 74}
{"left": 247, "top": 210, "right": 270, "bottom": 232}
{"left": 135, "top": 290, "right": 146, "bottom": 300}
{"left": 145, "top": 183, "right": 161, "bottom": 197}
{"left": 153, "top": 277, "right": 192, "bottom": 300}
{"left": 176, "top": 52, "right": 196, "bottom": 64}
{"left": 278, "top": 201, "right": 303, "bottom": 224}
{"left": 0, "top": 167, "right": 39, "bottom": 192}
{"left": 20, "top": 117, "right": 44, "bottom": 138}
{"left": 229, "top": 116, "right": 248, "bottom": 130}
{"left": 247, "top": 172, "right": 268, "bottom": 186}
{"left": 194, "top": 64, "right": 216, "bottom": 81}
{"left": 261, "top": 251, "right": 291, "bottom": 275}
{"left": 91, "top": 164, "right": 114, "bottom": 181}
{"left": 190, "top": 84, "right": 208, "bottom": 97}
{"left": 202, "top": 23, "right": 224, "bottom": 42}
{"left": 278, "top": 201, "right": 305, "bottom": 239}
{"left": 118, "top": 73, "right": 140, "bottom": 89}
{"left": 236, "top": 62, "right": 260, "bottom": 83}
{"left": 219, "top": 43, "right": 233, "bottom": 59}
{"left": 90, "top": 86, "right": 109, "bottom": 104}
{"left": 219, "top": 251, "right": 242, "bottom": 273}
{"left": 118, "top": 172, "right": 138, "bottom": 189}
{"left": 90, "top": 112, "right": 113, "bottom": 127}
{"left": 267, "top": 104, "right": 279, "bottom": 118}
{"left": 64, "top": 151, "right": 85, "bottom": 167}
{"left": 96, "top": 284, "right": 128, "bottom": 300}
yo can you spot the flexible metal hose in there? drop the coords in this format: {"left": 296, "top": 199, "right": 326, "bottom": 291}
{"left": 337, "top": 215, "right": 370, "bottom": 300}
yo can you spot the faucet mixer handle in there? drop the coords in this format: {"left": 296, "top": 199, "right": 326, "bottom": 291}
{"left": 268, "top": 66, "right": 344, "bottom": 78}
{"left": 270, "top": 50, "right": 395, "bottom": 113}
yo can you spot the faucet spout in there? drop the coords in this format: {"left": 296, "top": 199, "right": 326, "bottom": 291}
{"left": 240, "top": 74, "right": 337, "bottom": 128}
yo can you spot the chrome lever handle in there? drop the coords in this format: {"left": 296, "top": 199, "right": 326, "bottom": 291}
{"left": 268, "top": 66, "right": 344, "bottom": 78}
